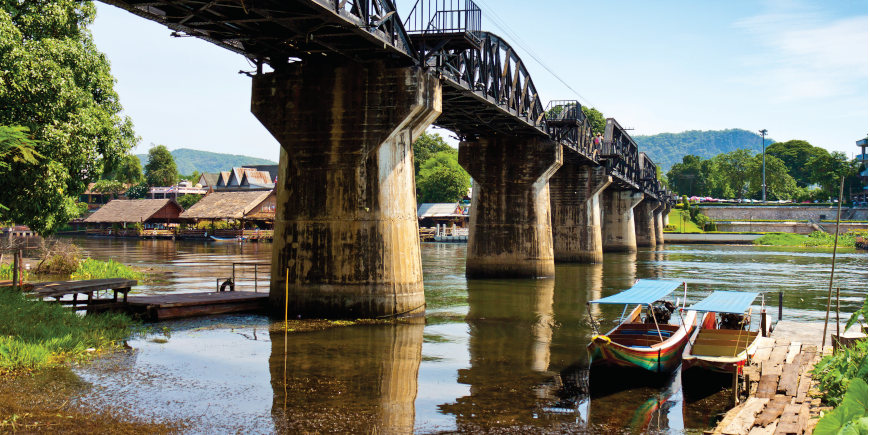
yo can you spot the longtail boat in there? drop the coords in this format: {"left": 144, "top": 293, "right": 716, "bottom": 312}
{"left": 681, "top": 291, "right": 768, "bottom": 374}
{"left": 586, "top": 279, "right": 697, "bottom": 373}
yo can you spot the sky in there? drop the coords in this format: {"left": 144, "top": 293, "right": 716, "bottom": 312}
{"left": 91, "top": 0, "right": 868, "bottom": 162}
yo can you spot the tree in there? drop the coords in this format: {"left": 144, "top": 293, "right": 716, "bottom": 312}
{"left": 666, "top": 155, "right": 707, "bottom": 197}
{"left": 581, "top": 107, "right": 606, "bottom": 135}
{"left": 747, "top": 154, "right": 797, "bottom": 200}
{"left": 181, "top": 170, "right": 201, "bottom": 184}
{"left": 808, "top": 151, "right": 860, "bottom": 200}
{"left": 106, "top": 153, "right": 143, "bottom": 184}
{"left": 0, "top": 125, "right": 41, "bottom": 212}
{"left": 416, "top": 150, "right": 471, "bottom": 203}
{"left": 125, "top": 182, "right": 149, "bottom": 199}
{"left": 412, "top": 132, "right": 452, "bottom": 177}
{"left": 91, "top": 179, "right": 126, "bottom": 200}
{"left": 144, "top": 145, "right": 178, "bottom": 187}
{"left": 176, "top": 194, "right": 203, "bottom": 210}
{"left": 708, "top": 149, "right": 754, "bottom": 199}
{"left": 0, "top": 2, "right": 135, "bottom": 233}
{"left": 766, "top": 140, "right": 828, "bottom": 187}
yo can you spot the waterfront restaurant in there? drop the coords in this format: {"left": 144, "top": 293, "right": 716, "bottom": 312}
{"left": 179, "top": 190, "right": 276, "bottom": 229}
{"left": 83, "top": 198, "right": 183, "bottom": 231}
{"left": 417, "top": 202, "right": 469, "bottom": 228}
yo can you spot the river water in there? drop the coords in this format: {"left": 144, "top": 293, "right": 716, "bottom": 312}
{"left": 59, "top": 238, "right": 866, "bottom": 433}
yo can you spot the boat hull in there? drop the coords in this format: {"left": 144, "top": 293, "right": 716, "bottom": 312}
{"left": 588, "top": 309, "right": 697, "bottom": 374}
{"left": 682, "top": 312, "right": 762, "bottom": 374}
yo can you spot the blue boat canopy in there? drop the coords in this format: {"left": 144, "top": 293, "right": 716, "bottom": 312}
{"left": 688, "top": 291, "right": 759, "bottom": 314}
{"left": 589, "top": 279, "right": 684, "bottom": 305}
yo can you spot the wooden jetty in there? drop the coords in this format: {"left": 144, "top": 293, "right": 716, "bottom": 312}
{"left": 710, "top": 321, "right": 864, "bottom": 435}
{"left": 126, "top": 291, "right": 268, "bottom": 321}
{"left": 24, "top": 278, "right": 269, "bottom": 321}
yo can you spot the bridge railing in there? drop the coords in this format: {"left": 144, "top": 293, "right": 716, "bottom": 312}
{"left": 545, "top": 100, "right": 597, "bottom": 160}
{"left": 602, "top": 118, "right": 640, "bottom": 187}
{"left": 404, "top": 0, "right": 482, "bottom": 49}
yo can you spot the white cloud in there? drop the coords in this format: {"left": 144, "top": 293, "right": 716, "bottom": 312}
{"left": 733, "top": 5, "right": 868, "bottom": 102}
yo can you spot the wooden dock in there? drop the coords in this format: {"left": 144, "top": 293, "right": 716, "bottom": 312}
{"left": 126, "top": 291, "right": 268, "bottom": 321}
{"left": 24, "top": 278, "right": 269, "bottom": 321}
{"left": 711, "top": 321, "right": 866, "bottom": 435}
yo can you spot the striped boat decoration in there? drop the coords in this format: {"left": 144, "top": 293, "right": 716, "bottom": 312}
{"left": 587, "top": 306, "right": 697, "bottom": 374}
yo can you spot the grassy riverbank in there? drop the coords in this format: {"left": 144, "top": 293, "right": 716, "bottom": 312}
{"left": 0, "top": 288, "right": 135, "bottom": 374}
{"left": 753, "top": 231, "right": 865, "bottom": 248}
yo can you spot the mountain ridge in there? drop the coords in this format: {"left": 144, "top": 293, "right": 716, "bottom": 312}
{"left": 137, "top": 148, "right": 277, "bottom": 176}
{"left": 634, "top": 128, "right": 776, "bottom": 171}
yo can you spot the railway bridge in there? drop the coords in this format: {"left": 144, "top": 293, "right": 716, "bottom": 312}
{"left": 101, "top": 0, "right": 673, "bottom": 317}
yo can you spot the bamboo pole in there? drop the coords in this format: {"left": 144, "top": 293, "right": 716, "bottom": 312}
{"left": 821, "top": 177, "right": 845, "bottom": 350}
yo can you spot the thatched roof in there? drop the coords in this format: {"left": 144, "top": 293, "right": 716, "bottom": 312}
{"left": 84, "top": 199, "right": 182, "bottom": 223}
{"left": 179, "top": 191, "right": 272, "bottom": 220}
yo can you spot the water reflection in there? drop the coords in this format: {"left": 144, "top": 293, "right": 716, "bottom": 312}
{"left": 269, "top": 321, "right": 424, "bottom": 434}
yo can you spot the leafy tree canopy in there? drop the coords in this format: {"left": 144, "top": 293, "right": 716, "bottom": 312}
{"left": 105, "top": 153, "right": 143, "bottom": 184}
{"left": 417, "top": 150, "right": 471, "bottom": 203}
{"left": 144, "top": 145, "right": 178, "bottom": 187}
{"left": 747, "top": 154, "right": 798, "bottom": 200}
{"left": 581, "top": 106, "right": 605, "bottom": 135}
{"left": 176, "top": 193, "right": 203, "bottom": 210}
{"left": 0, "top": 1, "right": 135, "bottom": 233}
{"left": 766, "top": 140, "right": 828, "bottom": 187}
{"left": 412, "top": 131, "right": 452, "bottom": 177}
{"left": 91, "top": 179, "right": 126, "bottom": 198}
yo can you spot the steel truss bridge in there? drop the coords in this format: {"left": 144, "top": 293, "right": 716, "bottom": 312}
{"left": 102, "top": 0, "right": 670, "bottom": 200}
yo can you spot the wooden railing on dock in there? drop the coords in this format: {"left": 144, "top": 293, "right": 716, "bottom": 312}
{"left": 26, "top": 278, "right": 137, "bottom": 311}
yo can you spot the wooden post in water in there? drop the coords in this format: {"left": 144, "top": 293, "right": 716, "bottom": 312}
{"left": 732, "top": 366, "right": 739, "bottom": 406}
{"left": 778, "top": 292, "right": 783, "bottom": 321}
{"left": 822, "top": 177, "right": 845, "bottom": 350}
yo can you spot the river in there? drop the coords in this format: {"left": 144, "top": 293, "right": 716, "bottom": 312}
{"left": 57, "top": 237, "right": 866, "bottom": 433}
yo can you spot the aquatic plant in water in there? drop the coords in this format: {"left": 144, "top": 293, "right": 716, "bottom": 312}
{"left": 71, "top": 258, "right": 141, "bottom": 280}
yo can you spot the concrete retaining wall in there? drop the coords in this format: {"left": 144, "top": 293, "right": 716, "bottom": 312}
{"left": 700, "top": 205, "right": 868, "bottom": 221}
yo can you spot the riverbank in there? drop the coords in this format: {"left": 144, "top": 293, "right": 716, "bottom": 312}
{"left": 753, "top": 231, "right": 865, "bottom": 248}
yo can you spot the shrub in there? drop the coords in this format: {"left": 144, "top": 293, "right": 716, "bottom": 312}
{"left": 812, "top": 339, "right": 867, "bottom": 406}
{"left": 35, "top": 239, "right": 81, "bottom": 275}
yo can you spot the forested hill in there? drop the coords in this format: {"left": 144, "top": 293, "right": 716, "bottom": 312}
{"left": 137, "top": 148, "right": 277, "bottom": 176}
{"left": 634, "top": 129, "right": 775, "bottom": 171}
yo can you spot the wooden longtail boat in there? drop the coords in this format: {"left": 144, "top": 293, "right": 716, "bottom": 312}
{"left": 681, "top": 291, "right": 767, "bottom": 374}
{"left": 587, "top": 280, "right": 697, "bottom": 374}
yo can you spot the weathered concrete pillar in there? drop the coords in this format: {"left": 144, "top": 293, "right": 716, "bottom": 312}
{"left": 654, "top": 202, "right": 665, "bottom": 246}
{"left": 549, "top": 156, "right": 612, "bottom": 263}
{"left": 662, "top": 204, "right": 671, "bottom": 226}
{"left": 252, "top": 61, "right": 441, "bottom": 318}
{"left": 634, "top": 199, "right": 659, "bottom": 248}
{"left": 602, "top": 189, "right": 644, "bottom": 252}
{"left": 459, "top": 135, "right": 562, "bottom": 278}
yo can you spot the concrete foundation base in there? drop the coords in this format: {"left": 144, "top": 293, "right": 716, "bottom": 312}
{"left": 459, "top": 135, "right": 562, "bottom": 278}
{"left": 550, "top": 157, "right": 612, "bottom": 263}
{"left": 252, "top": 61, "right": 441, "bottom": 318}
{"left": 602, "top": 189, "right": 644, "bottom": 253}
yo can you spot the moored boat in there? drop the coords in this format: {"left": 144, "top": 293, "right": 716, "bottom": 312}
{"left": 587, "top": 279, "right": 697, "bottom": 373}
{"left": 681, "top": 291, "right": 768, "bottom": 374}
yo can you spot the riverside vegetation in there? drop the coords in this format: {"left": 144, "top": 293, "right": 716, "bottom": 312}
{"left": 811, "top": 300, "right": 868, "bottom": 434}
{"left": 753, "top": 230, "right": 867, "bottom": 248}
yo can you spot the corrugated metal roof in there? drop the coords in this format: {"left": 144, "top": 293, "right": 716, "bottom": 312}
{"left": 688, "top": 291, "right": 758, "bottom": 314}
{"left": 589, "top": 279, "right": 684, "bottom": 305}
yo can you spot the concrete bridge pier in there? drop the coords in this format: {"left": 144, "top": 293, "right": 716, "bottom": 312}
{"left": 549, "top": 157, "right": 612, "bottom": 263}
{"left": 459, "top": 135, "right": 562, "bottom": 278}
{"left": 654, "top": 202, "right": 666, "bottom": 246}
{"left": 634, "top": 199, "right": 659, "bottom": 248}
{"left": 602, "top": 189, "right": 644, "bottom": 252}
{"left": 251, "top": 60, "right": 441, "bottom": 318}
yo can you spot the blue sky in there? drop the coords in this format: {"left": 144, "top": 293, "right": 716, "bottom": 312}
{"left": 91, "top": 0, "right": 868, "bottom": 163}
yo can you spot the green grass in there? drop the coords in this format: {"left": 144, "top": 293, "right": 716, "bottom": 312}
{"left": 0, "top": 264, "right": 27, "bottom": 282}
{"left": 665, "top": 209, "right": 703, "bottom": 233}
{"left": 70, "top": 258, "right": 142, "bottom": 281}
{"left": 0, "top": 288, "right": 135, "bottom": 373}
{"left": 753, "top": 231, "right": 863, "bottom": 248}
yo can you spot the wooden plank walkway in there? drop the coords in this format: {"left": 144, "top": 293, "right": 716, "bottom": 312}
{"left": 126, "top": 291, "right": 269, "bottom": 321}
{"left": 712, "top": 329, "right": 831, "bottom": 434}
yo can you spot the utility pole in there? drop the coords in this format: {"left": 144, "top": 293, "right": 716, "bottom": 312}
{"left": 759, "top": 129, "right": 768, "bottom": 203}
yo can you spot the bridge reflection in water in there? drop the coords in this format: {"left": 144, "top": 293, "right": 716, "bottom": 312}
{"left": 268, "top": 321, "right": 424, "bottom": 433}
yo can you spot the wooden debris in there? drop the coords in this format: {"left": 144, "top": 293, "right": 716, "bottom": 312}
{"left": 762, "top": 341, "right": 789, "bottom": 376}
{"left": 758, "top": 374, "right": 780, "bottom": 399}
{"left": 755, "top": 395, "right": 790, "bottom": 427}
{"left": 721, "top": 397, "right": 769, "bottom": 435}
{"left": 753, "top": 337, "right": 776, "bottom": 362}
{"left": 749, "top": 423, "right": 777, "bottom": 435}
{"left": 774, "top": 403, "right": 809, "bottom": 435}
{"left": 778, "top": 362, "right": 801, "bottom": 395}
{"left": 795, "top": 375, "right": 811, "bottom": 403}
{"left": 784, "top": 342, "right": 801, "bottom": 364}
